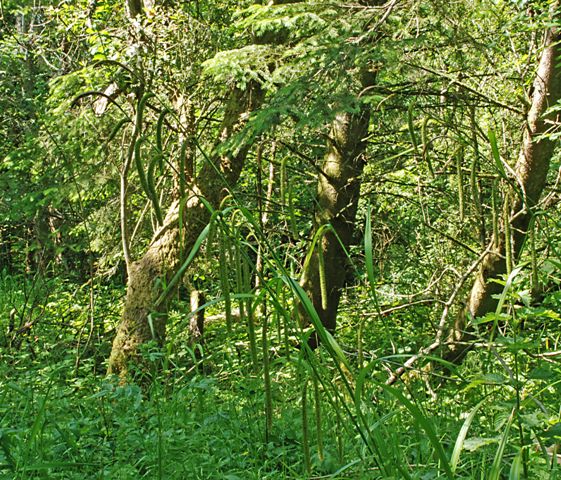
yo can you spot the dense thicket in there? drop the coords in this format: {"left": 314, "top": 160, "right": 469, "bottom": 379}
{"left": 2, "top": 0, "right": 561, "bottom": 478}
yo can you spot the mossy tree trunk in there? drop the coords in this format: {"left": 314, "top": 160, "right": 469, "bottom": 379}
{"left": 299, "top": 73, "right": 375, "bottom": 344}
{"left": 107, "top": 87, "right": 263, "bottom": 379}
{"left": 446, "top": 17, "right": 561, "bottom": 363}
{"left": 108, "top": 0, "right": 301, "bottom": 379}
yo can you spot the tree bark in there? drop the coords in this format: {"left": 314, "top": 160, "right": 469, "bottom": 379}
{"left": 188, "top": 289, "right": 206, "bottom": 346}
{"left": 299, "top": 72, "right": 375, "bottom": 344}
{"left": 107, "top": 86, "right": 263, "bottom": 379}
{"left": 125, "top": 0, "right": 143, "bottom": 18}
{"left": 107, "top": 0, "right": 302, "bottom": 380}
{"left": 446, "top": 15, "right": 561, "bottom": 363}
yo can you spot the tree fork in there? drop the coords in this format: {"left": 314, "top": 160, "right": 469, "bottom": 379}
{"left": 107, "top": 86, "right": 263, "bottom": 380}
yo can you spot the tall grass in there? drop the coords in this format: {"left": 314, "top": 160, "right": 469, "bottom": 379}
{"left": 3, "top": 195, "right": 561, "bottom": 479}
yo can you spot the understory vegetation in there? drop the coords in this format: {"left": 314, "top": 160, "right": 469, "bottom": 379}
{"left": 2, "top": 261, "right": 561, "bottom": 479}
{"left": 2, "top": 0, "right": 561, "bottom": 478}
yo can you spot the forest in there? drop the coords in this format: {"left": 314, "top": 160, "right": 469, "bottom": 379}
{"left": 1, "top": 0, "right": 561, "bottom": 478}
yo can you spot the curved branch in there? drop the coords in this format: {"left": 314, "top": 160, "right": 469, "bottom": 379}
{"left": 71, "top": 90, "right": 129, "bottom": 116}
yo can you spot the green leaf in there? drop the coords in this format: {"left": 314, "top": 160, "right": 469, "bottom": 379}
{"left": 472, "top": 312, "right": 510, "bottom": 325}
{"left": 488, "top": 408, "right": 515, "bottom": 480}
{"left": 464, "top": 373, "right": 507, "bottom": 392}
{"left": 464, "top": 436, "right": 500, "bottom": 452}
{"left": 450, "top": 400, "right": 485, "bottom": 473}
{"left": 508, "top": 449, "right": 523, "bottom": 480}
{"left": 528, "top": 365, "right": 558, "bottom": 380}
{"left": 488, "top": 129, "right": 507, "bottom": 180}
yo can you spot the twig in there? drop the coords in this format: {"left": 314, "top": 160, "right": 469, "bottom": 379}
{"left": 407, "top": 63, "right": 524, "bottom": 115}
{"left": 386, "top": 243, "right": 493, "bottom": 385}
{"left": 359, "top": 298, "right": 442, "bottom": 317}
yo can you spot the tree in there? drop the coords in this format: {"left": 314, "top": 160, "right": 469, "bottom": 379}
{"left": 298, "top": 74, "right": 375, "bottom": 345}
{"left": 107, "top": 0, "right": 301, "bottom": 379}
{"left": 107, "top": 85, "right": 263, "bottom": 378}
{"left": 233, "top": 1, "right": 394, "bottom": 345}
{"left": 445, "top": 4, "right": 561, "bottom": 364}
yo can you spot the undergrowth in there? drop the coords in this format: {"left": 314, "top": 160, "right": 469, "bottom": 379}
{"left": 1, "top": 270, "right": 561, "bottom": 479}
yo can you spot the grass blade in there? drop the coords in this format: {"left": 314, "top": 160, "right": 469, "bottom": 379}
{"left": 365, "top": 203, "right": 376, "bottom": 299}
{"left": 378, "top": 383, "right": 454, "bottom": 480}
{"left": 283, "top": 276, "right": 351, "bottom": 374}
{"left": 489, "top": 407, "right": 515, "bottom": 480}
{"left": 155, "top": 222, "right": 211, "bottom": 307}
{"left": 495, "top": 265, "right": 524, "bottom": 314}
{"left": 450, "top": 400, "right": 485, "bottom": 472}
{"left": 488, "top": 129, "right": 507, "bottom": 180}
{"left": 508, "top": 448, "right": 523, "bottom": 480}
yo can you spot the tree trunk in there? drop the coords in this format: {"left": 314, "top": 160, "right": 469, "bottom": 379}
{"left": 188, "top": 289, "right": 206, "bottom": 346}
{"left": 107, "top": 0, "right": 302, "bottom": 380}
{"left": 299, "top": 73, "right": 375, "bottom": 344}
{"left": 446, "top": 16, "right": 561, "bottom": 363}
{"left": 107, "top": 87, "right": 263, "bottom": 379}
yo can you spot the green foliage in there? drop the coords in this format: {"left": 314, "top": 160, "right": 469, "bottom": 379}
{"left": 203, "top": 45, "right": 275, "bottom": 90}
{"left": 3, "top": 0, "right": 561, "bottom": 478}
